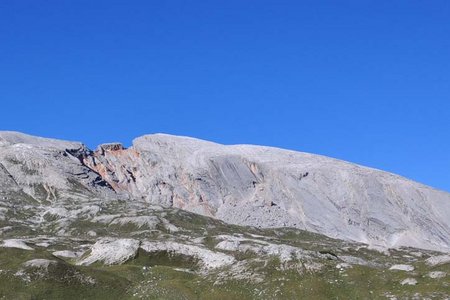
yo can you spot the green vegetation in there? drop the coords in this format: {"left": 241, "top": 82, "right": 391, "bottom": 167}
{"left": 1, "top": 245, "right": 448, "bottom": 300}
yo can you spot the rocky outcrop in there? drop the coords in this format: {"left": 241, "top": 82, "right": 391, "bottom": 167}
{"left": 0, "top": 131, "right": 115, "bottom": 202}
{"left": 0, "top": 131, "right": 450, "bottom": 252}
{"left": 77, "top": 238, "right": 140, "bottom": 265}
{"left": 96, "top": 143, "right": 125, "bottom": 154}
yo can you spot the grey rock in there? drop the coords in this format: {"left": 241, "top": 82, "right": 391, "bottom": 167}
{"left": 1, "top": 131, "right": 449, "bottom": 252}
{"left": 0, "top": 131, "right": 116, "bottom": 202}
{"left": 400, "top": 278, "right": 417, "bottom": 285}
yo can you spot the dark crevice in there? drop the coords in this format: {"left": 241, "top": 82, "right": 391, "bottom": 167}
{"left": 64, "top": 146, "right": 117, "bottom": 193}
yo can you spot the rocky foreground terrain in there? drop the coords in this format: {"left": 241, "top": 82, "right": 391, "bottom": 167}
{"left": 0, "top": 131, "right": 448, "bottom": 299}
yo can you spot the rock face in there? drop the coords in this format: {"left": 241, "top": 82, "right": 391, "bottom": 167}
{"left": 0, "top": 131, "right": 115, "bottom": 202}
{"left": 0, "top": 131, "right": 449, "bottom": 252}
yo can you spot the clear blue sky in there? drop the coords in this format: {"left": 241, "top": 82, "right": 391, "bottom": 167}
{"left": 1, "top": 1, "right": 449, "bottom": 192}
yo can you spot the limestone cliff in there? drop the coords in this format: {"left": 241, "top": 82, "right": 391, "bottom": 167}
{"left": 0, "top": 131, "right": 449, "bottom": 252}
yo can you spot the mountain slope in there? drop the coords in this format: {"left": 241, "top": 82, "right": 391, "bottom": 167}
{"left": 1, "top": 131, "right": 449, "bottom": 299}
{"left": 0, "top": 131, "right": 449, "bottom": 252}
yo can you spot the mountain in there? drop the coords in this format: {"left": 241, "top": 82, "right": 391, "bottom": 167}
{"left": 1, "top": 131, "right": 449, "bottom": 251}
{"left": 0, "top": 131, "right": 449, "bottom": 299}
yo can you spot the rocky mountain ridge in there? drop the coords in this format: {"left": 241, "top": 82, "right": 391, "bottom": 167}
{"left": 0, "top": 131, "right": 449, "bottom": 252}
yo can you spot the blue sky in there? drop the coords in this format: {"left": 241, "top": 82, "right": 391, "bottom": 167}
{"left": 1, "top": 1, "right": 449, "bottom": 192}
